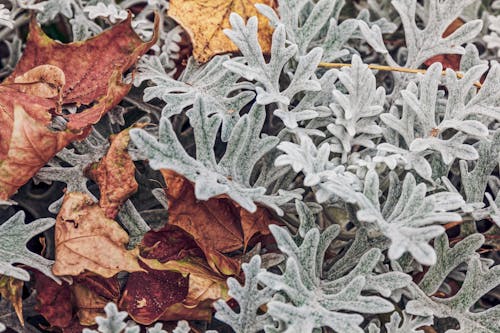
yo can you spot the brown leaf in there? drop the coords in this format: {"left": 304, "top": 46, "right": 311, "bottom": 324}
{"left": 34, "top": 272, "right": 73, "bottom": 328}
{"left": 0, "top": 275, "right": 24, "bottom": 326}
{"left": 168, "top": 0, "right": 275, "bottom": 63}
{"left": 52, "top": 192, "right": 144, "bottom": 277}
{"left": 0, "top": 15, "right": 158, "bottom": 200}
{"left": 161, "top": 170, "right": 278, "bottom": 275}
{"left": 34, "top": 271, "right": 119, "bottom": 329}
{"left": 86, "top": 127, "right": 140, "bottom": 219}
{"left": 72, "top": 273, "right": 120, "bottom": 326}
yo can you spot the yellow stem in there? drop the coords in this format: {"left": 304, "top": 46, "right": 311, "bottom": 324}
{"left": 318, "top": 62, "right": 483, "bottom": 89}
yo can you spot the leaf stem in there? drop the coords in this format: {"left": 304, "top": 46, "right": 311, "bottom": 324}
{"left": 318, "top": 62, "right": 483, "bottom": 89}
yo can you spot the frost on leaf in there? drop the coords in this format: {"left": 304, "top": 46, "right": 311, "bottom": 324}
{"left": 168, "top": 0, "right": 275, "bottom": 63}
{"left": 407, "top": 256, "right": 500, "bottom": 333}
{"left": 130, "top": 96, "right": 300, "bottom": 215}
{"left": 214, "top": 256, "right": 274, "bottom": 333}
{"left": 135, "top": 55, "right": 254, "bottom": 141}
{"left": 256, "top": 201, "right": 410, "bottom": 333}
{"left": 0, "top": 211, "right": 57, "bottom": 282}
{"left": 223, "top": 13, "right": 323, "bottom": 128}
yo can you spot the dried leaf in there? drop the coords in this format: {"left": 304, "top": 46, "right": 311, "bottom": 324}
{"left": 86, "top": 128, "right": 140, "bottom": 219}
{"left": 0, "top": 275, "right": 23, "bottom": 326}
{"left": 0, "top": 15, "right": 158, "bottom": 200}
{"left": 72, "top": 273, "right": 120, "bottom": 326}
{"left": 162, "top": 170, "right": 278, "bottom": 275}
{"left": 168, "top": 0, "right": 275, "bottom": 63}
{"left": 34, "top": 271, "right": 119, "bottom": 330}
{"left": 34, "top": 272, "right": 73, "bottom": 328}
{"left": 52, "top": 192, "right": 144, "bottom": 278}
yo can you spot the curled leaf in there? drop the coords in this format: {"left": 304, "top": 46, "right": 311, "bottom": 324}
{"left": 0, "top": 14, "right": 159, "bottom": 200}
{"left": 86, "top": 127, "right": 140, "bottom": 219}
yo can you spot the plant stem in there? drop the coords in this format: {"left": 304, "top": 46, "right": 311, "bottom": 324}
{"left": 318, "top": 62, "right": 483, "bottom": 89}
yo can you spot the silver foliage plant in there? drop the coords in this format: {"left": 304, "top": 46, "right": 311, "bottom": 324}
{"left": 0, "top": 0, "right": 499, "bottom": 332}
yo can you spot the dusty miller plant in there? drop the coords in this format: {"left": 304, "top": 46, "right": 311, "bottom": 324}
{"left": 0, "top": 0, "right": 499, "bottom": 332}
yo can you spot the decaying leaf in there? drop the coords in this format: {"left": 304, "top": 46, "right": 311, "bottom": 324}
{"left": 72, "top": 273, "right": 120, "bottom": 326}
{"left": 52, "top": 192, "right": 144, "bottom": 277}
{"left": 0, "top": 14, "right": 158, "bottom": 200}
{"left": 162, "top": 170, "right": 278, "bottom": 275}
{"left": 168, "top": 0, "right": 275, "bottom": 63}
{"left": 34, "top": 271, "right": 119, "bottom": 330}
{"left": 86, "top": 127, "right": 140, "bottom": 219}
{"left": 0, "top": 275, "right": 24, "bottom": 326}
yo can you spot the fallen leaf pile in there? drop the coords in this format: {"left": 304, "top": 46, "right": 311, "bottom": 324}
{"left": 0, "top": 14, "right": 158, "bottom": 199}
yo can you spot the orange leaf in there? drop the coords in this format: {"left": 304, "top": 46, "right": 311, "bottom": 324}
{"left": 168, "top": 0, "right": 275, "bottom": 63}
{"left": 86, "top": 127, "right": 140, "bottom": 219}
{"left": 52, "top": 192, "right": 144, "bottom": 278}
{"left": 0, "top": 15, "right": 158, "bottom": 200}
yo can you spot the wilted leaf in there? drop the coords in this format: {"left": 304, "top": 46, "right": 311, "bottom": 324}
{"left": 0, "top": 275, "right": 23, "bottom": 326}
{"left": 52, "top": 192, "right": 144, "bottom": 277}
{"left": 0, "top": 15, "right": 158, "bottom": 200}
{"left": 86, "top": 127, "right": 140, "bottom": 219}
{"left": 162, "top": 170, "right": 278, "bottom": 275}
{"left": 168, "top": 0, "right": 275, "bottom": 63}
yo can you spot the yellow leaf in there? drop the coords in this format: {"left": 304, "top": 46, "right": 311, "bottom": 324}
{"left": 168, "top": 0, "right": 276, "bottom": 63}
{"left": 0, "top": 275, "right": 24, "bottom": 326}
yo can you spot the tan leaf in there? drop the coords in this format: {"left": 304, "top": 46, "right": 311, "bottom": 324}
{"left": 86, "top": 127, "right": 140, "bottom": 219}
{"left": 168, "top": 0, "right": 275, "bottom": 63}
{"left": 52, "top": 192, "right": 144, "bottom": 277}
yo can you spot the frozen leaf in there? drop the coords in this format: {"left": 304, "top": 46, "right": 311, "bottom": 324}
{"left": 86, "top": 128, "right": 139, "bottom": 219}
{"left": 407, "top": 256, "right": 500, "bottom": 333}
{"left": 0, "top": 211, "right": 57, "bottom": 282}
{"left": 223, "top": 13, "right": 323, "bottom": 127}
{"left": 130, "top": 99, "right": 300, "bottom": 215}
{"left": 52, "top": 192, "right": 144, "bottom": 277}
{"left": 0, "top": 4, "right": 14, "bottom": 30}
{"left": 214, "top": 256, "right": 274, "bottom": 333}
{"left": 84, "top": 3, "right": 128, "bottom": 24}
{"left": 135, "top": 55, "right": 254, "bottom": 141}
{"left": 256, "top": 201, "right": 410, "bottom": 333}
{"left": 168, "top": 0, "right": 275, "bottom": 63}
